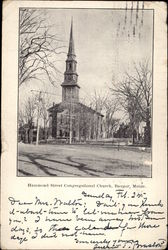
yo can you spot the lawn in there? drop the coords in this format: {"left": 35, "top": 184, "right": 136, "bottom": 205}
{"left": 18, "top": 143, "right": 152, "bottom": 177}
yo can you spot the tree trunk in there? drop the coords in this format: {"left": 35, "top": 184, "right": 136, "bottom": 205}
{"left": 144, "top": 107, "right": 151, "bottom": 146}
{"left": 44, "top": 119, "right": 47, "bottom": 143}
{"left": 145, "top": 120, "right": 151, "bottom": 146}
{"left": 36, "top": 119, "right": 40, "bottom": 145}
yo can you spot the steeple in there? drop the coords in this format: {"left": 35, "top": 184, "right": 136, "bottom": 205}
{"left": 68, "top": 19, "right": 75, "bottom": 56}
{"left": 61, "top": 19, "right": 80, "bottom": 103}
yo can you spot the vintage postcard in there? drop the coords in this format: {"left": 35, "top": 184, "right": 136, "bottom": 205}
{"left": 1, "top": 1, "right": 167, "bottom": 249}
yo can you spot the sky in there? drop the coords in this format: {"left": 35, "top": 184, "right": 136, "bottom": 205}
{"left": 19, "top": 7, "right": 153, "bottom": 113}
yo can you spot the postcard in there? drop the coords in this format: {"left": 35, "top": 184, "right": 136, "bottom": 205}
{"left": 1, "top": 1, "right": 167, "bottom": 249}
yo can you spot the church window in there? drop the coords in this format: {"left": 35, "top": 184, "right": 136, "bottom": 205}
{"left": 69, "top": 63, "right": 72, "bottom": 70}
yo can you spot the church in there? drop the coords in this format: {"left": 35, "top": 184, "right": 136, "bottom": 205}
{"left": 48, "top": 21, "right": 103, "bottom": 143}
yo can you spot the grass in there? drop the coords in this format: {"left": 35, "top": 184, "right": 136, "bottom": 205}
{"left": 18, "top": 143, "right": 152, "bottom": 177}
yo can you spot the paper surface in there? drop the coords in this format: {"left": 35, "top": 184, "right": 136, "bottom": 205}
{"left": 1, "top": 1, "right": 167, "bottom": 249}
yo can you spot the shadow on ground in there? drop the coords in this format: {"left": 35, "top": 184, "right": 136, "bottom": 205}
{"left": 18, "top": 151, "right": 151, "bottom": 177}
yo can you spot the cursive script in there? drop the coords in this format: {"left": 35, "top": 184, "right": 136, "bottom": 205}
{"left": 8, "top": 189, "right": 166, "bottom": 248}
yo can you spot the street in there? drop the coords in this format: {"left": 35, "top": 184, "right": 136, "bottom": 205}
{"left": 18, "top": 143, "right": 151, "bottom": 177}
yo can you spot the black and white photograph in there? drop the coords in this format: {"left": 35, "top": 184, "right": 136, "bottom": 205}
{"left": 2, "top": 1, "right": 167, "bottom": 249}
{"left": 18, "top": 4, "right": 153, "bottom": 177}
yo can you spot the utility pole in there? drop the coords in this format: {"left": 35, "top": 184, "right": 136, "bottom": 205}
{"left": 31, "top": 90, "right": 60, "bottom": 97}
{"left": 69, "top": 111, "right": 72, "bottom": 144}
{"left": 31, "top": 90, "right": 59, "bottom": 145}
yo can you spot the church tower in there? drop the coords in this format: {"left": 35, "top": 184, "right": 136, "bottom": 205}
{"left": 61, "top": 20, "right": 80, "bottom": 102}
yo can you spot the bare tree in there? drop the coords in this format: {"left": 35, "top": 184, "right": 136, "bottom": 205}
{"left": 18, "top": 95, "right": 38, "bottom": 143}
{"left": 91, "top": 90, "right": 119, "bottom": 139}
{"left": 23, "top": 95, "right": 37, "bottom": 128}
{"left": 129, "top": 61, "right": 152, "bottom": 144}
{"left": 18, "top": 108, "right": 26, "bottom": 127}
{"left": 40, "top": 94, "right": 52, "bottom": 142}
{"left": 104, "top": 99, "right": 120, "bottom": 138}
{"left": 111, "top": 60, "right": 152, "bottom": 144}
{"left": 90, "top": 89, "right": 108, "bottom": 113}
{"left": 19, "top": 8, "right": 65, "bottom": 86}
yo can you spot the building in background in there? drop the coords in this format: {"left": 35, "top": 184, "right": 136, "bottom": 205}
{"left": 48, "top": 21, "right": 103, "bottom": 142}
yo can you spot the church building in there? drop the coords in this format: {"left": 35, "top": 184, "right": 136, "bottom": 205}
{"left": 48, "top": 21, "right": 103, "bottom": 142}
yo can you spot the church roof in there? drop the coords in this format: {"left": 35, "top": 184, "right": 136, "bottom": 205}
{"left": 48, "top": 103, "right": 62, "bottom": 113}
{"left": 79, "top": 102, "right": 104, "bottom": 117}
{"left": 48, "top": 102, "right": 104, "bottom": 117}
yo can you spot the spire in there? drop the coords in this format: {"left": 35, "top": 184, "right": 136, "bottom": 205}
{"left": 61, "top": 18, "right": 80, "bottom": 101}
{"left": 68, "top": 18, "right": 75, "bottom": 56}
